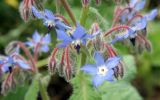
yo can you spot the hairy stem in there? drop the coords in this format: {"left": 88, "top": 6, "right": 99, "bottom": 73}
{"left": 17, "top": 41, "right": 37, "bottom": 72}
{"left": 60, "top": 0, "right": 76, "bottom": 25}
{"left": 80, "top": 6, "right": 90, "bottom": 26}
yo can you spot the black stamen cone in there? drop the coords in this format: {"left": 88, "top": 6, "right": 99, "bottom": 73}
{"left": 130, "top": 38, "right": 136, "bottom": 46}
{"left": 8, "top": 66, "right": 12, "bottom": 73}
{"left": 74, "top": 45, "right": 81, "bottom": 54}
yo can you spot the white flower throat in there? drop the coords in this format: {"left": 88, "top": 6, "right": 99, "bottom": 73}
{"left": 72, "top": 39, "right": 81, "bottom": 46}
{"left": 45, "top": 20, "right": 55, "bottom": 27}
{"left": 97, "top": 65, "right": 108, "bottom": 76}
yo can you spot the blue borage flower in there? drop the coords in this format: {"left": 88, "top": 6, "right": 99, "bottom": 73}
{"left": 32, "top": 6, "right": 71, "bottom": 30}
{"left": 111, "top": 17, "right": 147, "bottom": 44}
{"left": 26, "top": 30, "right": 51, "bottom": 53}
{"left": 81, "top": 52, "right": 121, "bottom": 87}
{"left": 120, "top": 0, "right": 146, "bottom": 23}
{"left": 0, "top": 55, "right": 30, "bottom": 73}
{"left": 56, "top": 23, "right": 92, "bottom": 53}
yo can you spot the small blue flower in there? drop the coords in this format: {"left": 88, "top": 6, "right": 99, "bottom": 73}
{"left": 26, "top": 30, "right": 51, "bottom": 53}
{"left": 56, "top": 23, "right": 92, "bottom": 52}
{"left": 120, "top": 0, "right": 146, "bottom": 23}
{"left": 145, "top": 9, "right": 158, "bottom": 21}
{"left": 0, "top": 56, "right": 30, "bottom": 73}
{"left": 111, "top": 28, "right": 135, "bottom": 44}
{"left": 32, "top": 6, "right": 71, "bottom": 30}
{"left": 81, "top": 52, "right": 121, "bottom": 87}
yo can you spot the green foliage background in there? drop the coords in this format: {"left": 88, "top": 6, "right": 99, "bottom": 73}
{"left": 0, "top": 0, "right": 160, "bottom": 100}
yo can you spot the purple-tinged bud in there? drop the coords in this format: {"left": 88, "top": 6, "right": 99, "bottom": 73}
{"left": 145, "top": 40, "right": 152, "bottom": 52}
{"left": 48, "top": 48, "right": 58, "bottom": 75}
{"left": 90, "top": 23, "right": 100, "bottom": 34}
{"left": 82, "top": 0, "right": 90, "bottom": 7}
{"left": 19, "top": 0, "right": 44, "bottom": 22}
{"left": 64, "top": 67, "right": 72, "bottom": 82}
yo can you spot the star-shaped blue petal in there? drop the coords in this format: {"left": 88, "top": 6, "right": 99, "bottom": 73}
{"left": 56, "top": 23, "right": 92, "bottom": 48}
{"left": 81, "top": 52, "right": 121, "bottom": 87}
{"left": 26, "top": 30, "right": 51, "bottom": 53}
{"left": 32, "top": 6, "right": 71, "bottom": 31}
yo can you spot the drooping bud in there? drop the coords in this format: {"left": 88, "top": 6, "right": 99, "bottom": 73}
{"left": 19, "top": 0, "right": 44, "bottom": 22}
{"left": 82, "top": 0, "right": 90, "bottom": 7}
{"left": 5, "top": 41, "right": 19, "bottom": 55}
{"left": 145, "top": 40, "right": 152, "bottom": 52}
{"left": 48, "top": 48, "right": 58, "bottom": 75}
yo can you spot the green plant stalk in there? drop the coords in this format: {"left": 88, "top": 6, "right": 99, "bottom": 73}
{"left": 56, "top": 0, "right": 60, "bottom": 13}
{"left": 60, "top": 0, "right": 76, "bottom": 25}
{"left": 39, "top": 78, "right": 50, "bottom": 100}
{"left": 80, "top": 6, "right": 90, "bottom": 26}
{"left": 37, "top": 58, "right": 48, "bottom": 68}
{"left": 76, "top": 53, "right": 82, "bottom": 75}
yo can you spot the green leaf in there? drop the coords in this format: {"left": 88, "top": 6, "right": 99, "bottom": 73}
{"left": 69, "top": 73, "right": 101, "bottom": 100}
{"left": 122, "top": 55, "right": 137, "bottom": 81}
{"left": 99, "top": 81, "right": 142, "bottom": 100}
{"left": 1, "top": 85, "right": 29, "bottom": 100}
{"left": 24, "top": 73, "right": 41, "bottom": 100}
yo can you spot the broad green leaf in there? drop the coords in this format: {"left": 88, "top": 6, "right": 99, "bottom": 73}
{"left": 99, "top": 81, "right": 142, "bottom": 100}
{"left": 1, "top": 85, "right": 29, "bottom": 100}
{"left": 122, "top": 55, "right": 137, "bottom": 81}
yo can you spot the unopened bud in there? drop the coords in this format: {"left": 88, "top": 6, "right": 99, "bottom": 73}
{"left": 82, "top": 0, "right": 90, "bottom": 7}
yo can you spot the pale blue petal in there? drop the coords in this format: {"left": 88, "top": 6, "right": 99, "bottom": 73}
{"left": 25, "top": 41, "right": 34, "bottom": 47}
{"left": 83, "top": 34, "right": 92, "bottom": 39}
{"left": 44, "top": 9, "right": 55, "bottom": 20}
{"left": 32, "top": 30, "right": 41, "bottom": 43}
{"left": 111, "top": 32, "right": 129, "bottom": 44}
{"left": 72, "top": 23, "right": 86, "bottom": 39}
{"left": 42, "top": 33, "right": 51, "bottom": 44}
{"left": 56, "top": 29, "right": 72, "bottom": 41}
{"left": 16, "top": 60, "right": 30, "bottom": 69}
{"left": 105, "top": 70, "right": 114, "bottom": 81}
{"left": 145, "top": 9, "right": 158, "bottom": 21}
{"left": 92, "top": 75, "right": 106, "bottom": 87}
{"left": 135, "top": 1, "right": 145, "bottom": 11}
{"left": 94, "top": 52, "right": 104, "bottom": 66}
{"left": 56, "top": 21, "right": 71, "bottom": 31}
{"left": 81, "top": 64, "right": 97, "bottom": 75}
{"left": 1, "top": 64, "right": 10, "bottom": 73}
{"left": 57, "top": 41, "right": 71, "bottom": 48}
{"left": 129, "top": 0, "right": 138, "bottom": 7}
{"left": 32, "top": 6, "right": 44, "bottom": 19}
{"left": 105, "top": 56, "right": 121, "bottom": 69}
{"left": 81, "top": 39, "right": 86, "bottom": 45}
{"left": 134, "top": 17, "right": 147, "bottom": 30}
{"left": 40, "top": 45, "right": 49, "bottom": 53}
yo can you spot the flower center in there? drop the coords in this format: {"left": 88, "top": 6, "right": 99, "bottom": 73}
{"left": 72, "top": 39, "right": 81, "bottom": 46}
{"left": 97, "top": 65, "right": 108, "bottom": 76}
{"left": 45, "top": 20, "right": 55, "bottom": 27}
{"left": 72, "top": 40, "right": 81, "bottom": 53}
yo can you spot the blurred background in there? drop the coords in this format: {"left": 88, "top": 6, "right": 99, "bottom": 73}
{"left": 0, "top": 0, "right": 160, "bottom": 100}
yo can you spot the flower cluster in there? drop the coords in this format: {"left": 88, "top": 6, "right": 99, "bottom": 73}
{"left": 0, "top": 0, "right": 158, "bottom": 95}
{"left": 112, "top": 0, "right": 158, "bottom": 53}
